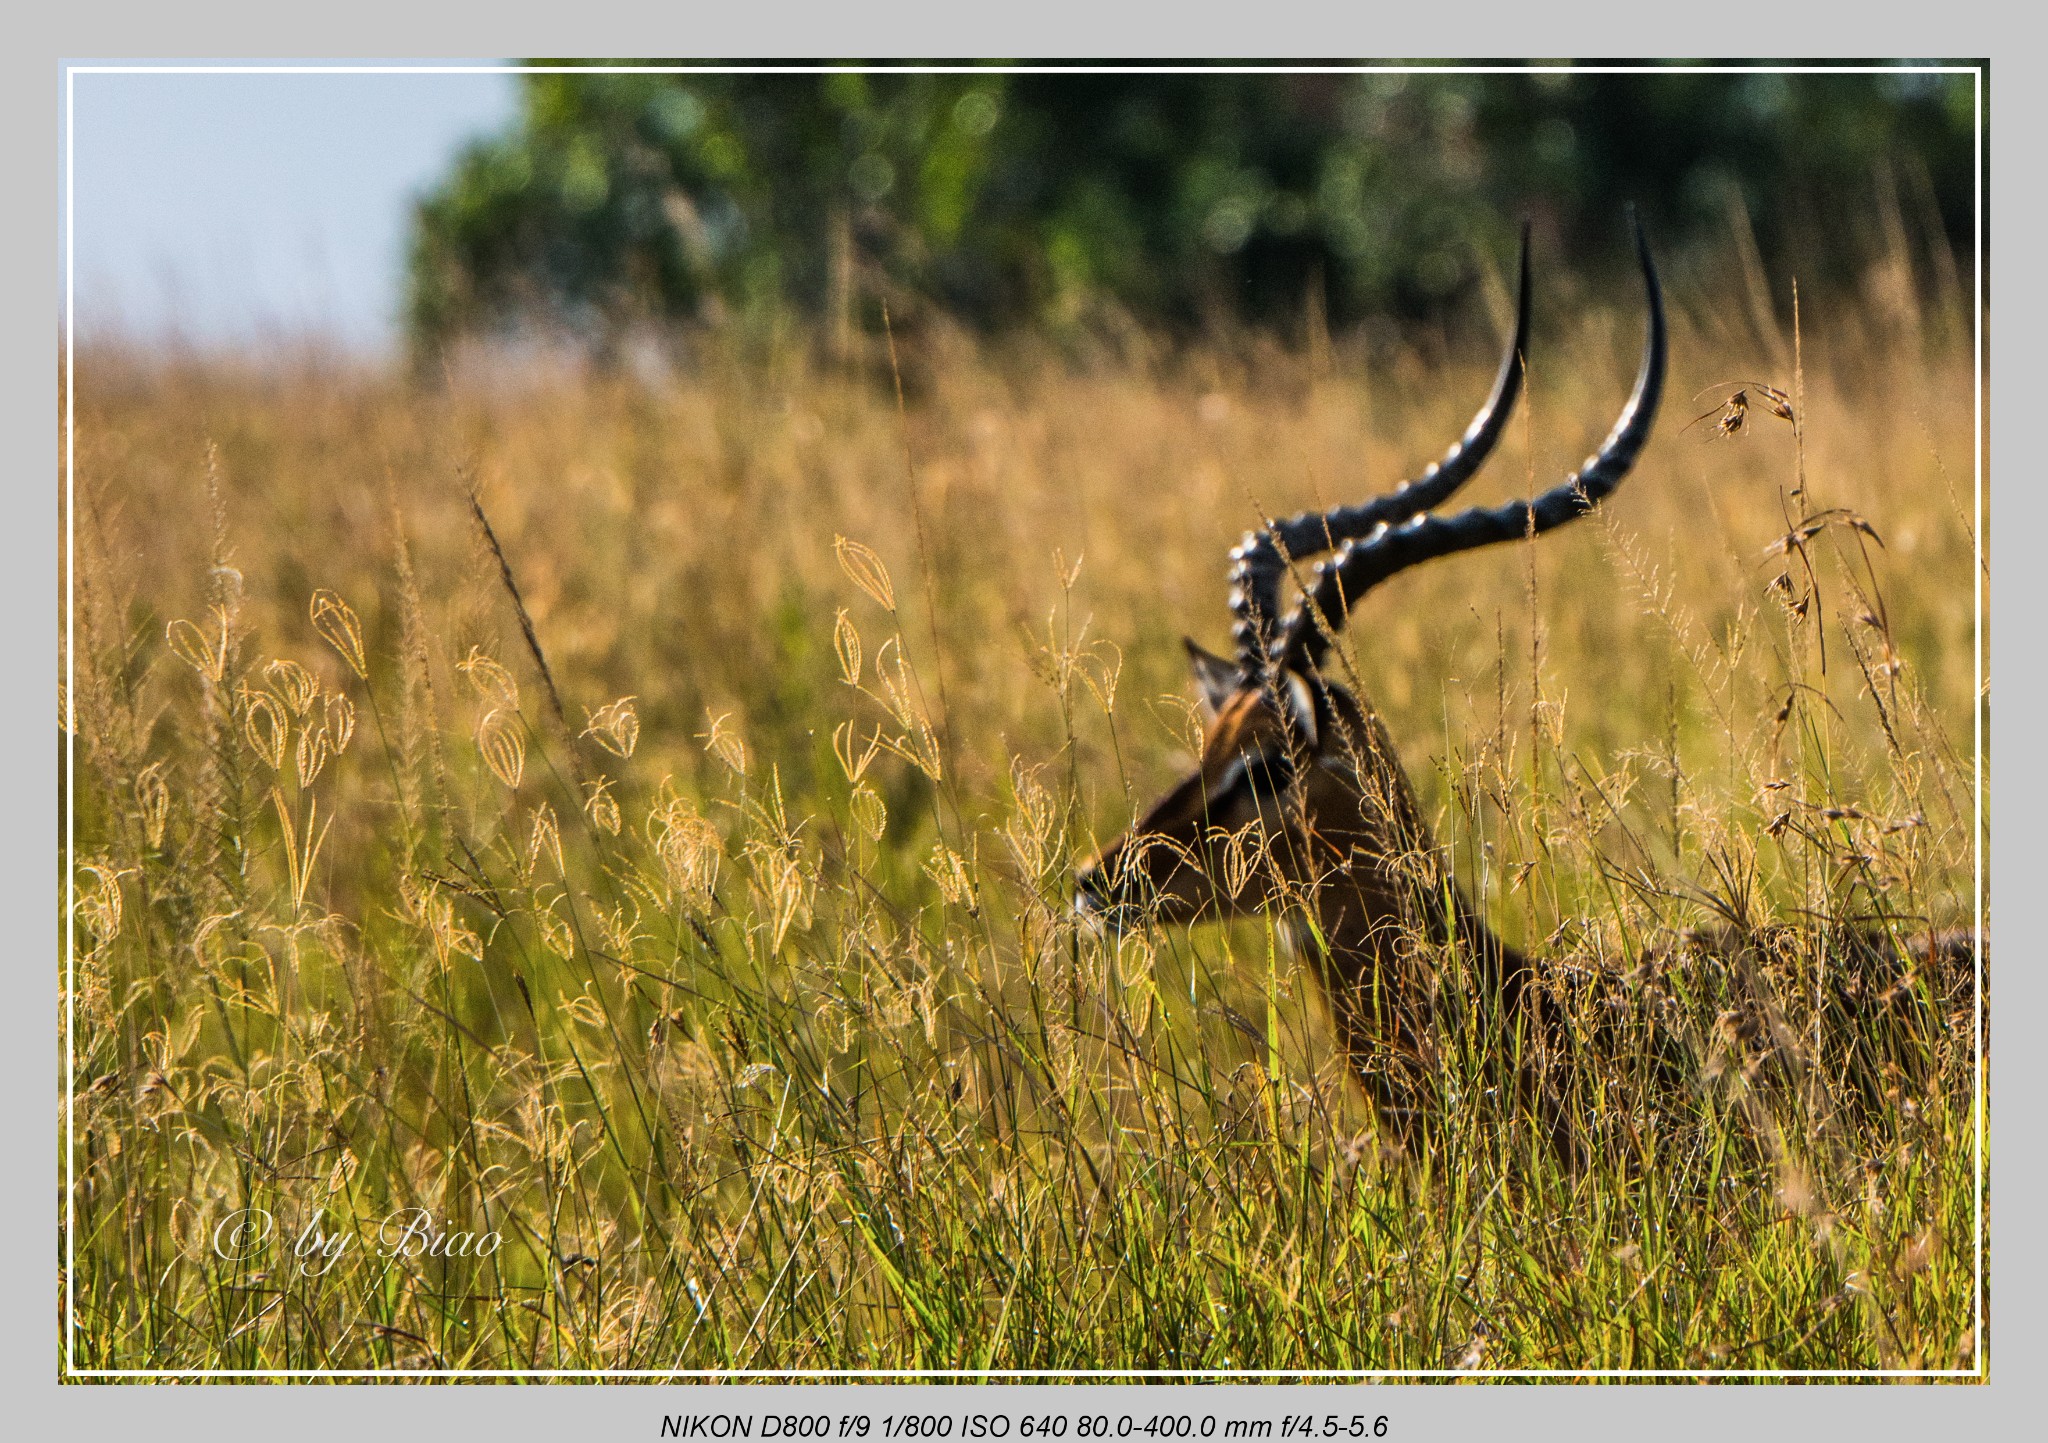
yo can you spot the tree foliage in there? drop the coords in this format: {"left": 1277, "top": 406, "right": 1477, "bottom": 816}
{"left": 407, "top": 65, "right": 1978, "bottom": 358}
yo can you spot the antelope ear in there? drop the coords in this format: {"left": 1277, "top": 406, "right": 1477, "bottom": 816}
{"left": 1182, "top": 638, "right": 1243, "bottom": 720}
{"left": 1280, "top": 669, "right": 1320, "bottom": 749}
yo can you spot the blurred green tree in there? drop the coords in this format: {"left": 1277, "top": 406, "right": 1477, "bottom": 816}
{"left": 406, "top": 64, "right": 1978, "bottom": 361}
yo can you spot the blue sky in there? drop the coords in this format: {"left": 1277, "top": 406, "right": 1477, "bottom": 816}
{"left": 68, "top": 67, "right": 520, "bottom": 356}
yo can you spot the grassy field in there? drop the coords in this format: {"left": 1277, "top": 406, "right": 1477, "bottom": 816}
{"left": 62, "top": 244, "right": 1984, "bottom": 1374}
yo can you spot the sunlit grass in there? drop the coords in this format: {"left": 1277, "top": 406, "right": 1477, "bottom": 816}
{"left": 62, "top": 253, "right": 1982, "bottom": 1374}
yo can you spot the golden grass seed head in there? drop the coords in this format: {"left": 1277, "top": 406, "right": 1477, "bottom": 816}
{"left": 1221, "top": 824, "right": 1259, "bottom": 898}
{"left": 699, "top": 710, "right": 749, "bottom": 776}
{"left": 309, "top": 589, "right": 368, "bottom": 679}
{"left": 528, "top": 803, "right": 565, "bottom": 880}
{"left": 476, "top": 707, "right": 526, "bottom": 789}
{"left": 924, "top": 841, "right": 978, "bottom": 910}
{"left": 240, "top": 686, "right": 289, "bottom": 771}
{"left": 325, "top": 1147, "right": 359, "bottom": 1195}
{"left": 134, "top": 762, "right": 170, "bottom": 850}
{"left": 593, "top": 898, "right": 647, "bottom": 956}
{"left": 582, "top": 696, "right": 640, "bottom": 759}
{"left": 536, "top": 895, "right": 576, "bottom": 960}
{"left": 833, "top": 609, "right": 863, "bottom": 687}
{"left": 294, "top": 724, "right": 332, "bottom": 788}
{"left": 584, "top": 777, "right": 623, "bottom": 836}
{"left": 831, "top": 720, "right": 883, "bottom": 785}
{"left": 457, "top": 647, "right": 520, "bottom": 710}
{"left": 422, "top": 889, "right": 483, "bottom": 964}
{"left": 833, "top": 534, "right": 895, "bottom": 611}
{"left": 1116, "top": 932, "right": 1157, "bottom": 989}
{"left": 74, "top": 861, "right": 127, "bottom": 949}
{"left": 165, "top": 611, "right": 229, "bottom": 683}
{"left": 848, "top": 782, "right": 887, "bottom": 842}
{"left": 264, "top": 658, "right": 319, "bottom": 716}
{"left": 324, "top": 692, "right": 356, "bottom": 753}
{"left": 745, "top": 840, "right": 813, "bottom": 950}
{"left": 651, "top": 794, "right": 722, "bottom": 899}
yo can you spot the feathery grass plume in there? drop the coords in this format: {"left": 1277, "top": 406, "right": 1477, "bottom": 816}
{"left": 385, "top": 467, "right": 453, "bottom": 856}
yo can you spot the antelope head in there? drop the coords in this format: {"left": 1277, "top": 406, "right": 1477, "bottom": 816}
{"left": 1075, "top": 216, "right": 1666, "bottom": 942}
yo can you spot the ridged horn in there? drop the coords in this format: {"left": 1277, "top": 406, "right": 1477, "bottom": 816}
{"left": 1228, "top": 220, "right": 1533, "bottom": 683}
{"left": 1275, "top": 210, "right": 1666, "bottom": 676}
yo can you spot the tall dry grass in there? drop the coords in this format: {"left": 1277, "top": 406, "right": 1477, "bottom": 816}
{"left": 62, "top": 243, "right": 1982, "bottom": 1373}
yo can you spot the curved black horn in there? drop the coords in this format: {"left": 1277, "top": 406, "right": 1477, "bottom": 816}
{"left": 1275, "top": 210, "right": 1666, "bottom": 676}
{"left": 1228, "top": 220, "right": 1534, "bottom": 682}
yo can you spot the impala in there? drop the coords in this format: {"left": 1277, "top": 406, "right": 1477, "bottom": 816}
{"left": 1073, "top": 216, "right": 1665, "bottom": 1150}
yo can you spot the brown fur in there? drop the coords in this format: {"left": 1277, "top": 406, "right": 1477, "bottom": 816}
{"left": 1078, "top": 668, "right": 1576, "bottom": 1156}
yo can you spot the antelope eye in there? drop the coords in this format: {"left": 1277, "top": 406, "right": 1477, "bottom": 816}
{"left": 1244, "top": 748, "right": 1297, "bottom": 795}
{"left": 1209, "top": 747, "right": 1296, "bottom": 808}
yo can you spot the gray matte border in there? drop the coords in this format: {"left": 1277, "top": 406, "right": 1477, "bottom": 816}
{"left": 11, "top": 3, "right": 2041, "bottom": 1439}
